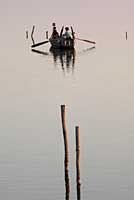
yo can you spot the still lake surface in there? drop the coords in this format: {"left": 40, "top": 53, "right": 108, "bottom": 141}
{"left": 1, "top": 1, "right": 134, "bottom": 199}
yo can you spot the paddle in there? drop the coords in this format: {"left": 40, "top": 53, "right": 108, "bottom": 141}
{"left": 31, "top": 49, "right": 49, "bottom": 55}
{"left": 71, "top": 26, "right": 75, "bottom": 39}
{"left": 31, "top": 40, "right": 49, "bottom": 48}
{"left": 76, "top": 38, "right": 96, "bottom": 44}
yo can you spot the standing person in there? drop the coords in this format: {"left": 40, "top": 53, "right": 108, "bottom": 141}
{"left": 51, "top": 23, "right": 59, "bottom": 39}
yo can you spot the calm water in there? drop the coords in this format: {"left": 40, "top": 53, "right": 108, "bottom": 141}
{"left": 1, "top": 0, "right": 134, "bottom": 199}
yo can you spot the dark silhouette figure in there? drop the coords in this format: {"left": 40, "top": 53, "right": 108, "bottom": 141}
{"left": 51, "top": 23, "right": 59, "bottom": 39}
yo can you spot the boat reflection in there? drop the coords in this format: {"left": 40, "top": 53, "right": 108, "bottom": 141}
{"left": 49, "top": 47, "right": 76, "bottom": 72}
{"left": 31, "top": 46, "right": 95, "bottom": 74}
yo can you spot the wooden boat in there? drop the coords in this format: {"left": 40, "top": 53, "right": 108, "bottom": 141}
{"left": 49, "top": 37, "right": 75, "bottom": 49}
{"left": 31, "top": 24, "right": 96, "bottom": 49}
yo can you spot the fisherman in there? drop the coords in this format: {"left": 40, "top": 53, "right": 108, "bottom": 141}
{"left": 51, "top": 23, "right": 59, "bottom": 39}
{"left": 62, "top": 27, "right": 73, "bottom": 39}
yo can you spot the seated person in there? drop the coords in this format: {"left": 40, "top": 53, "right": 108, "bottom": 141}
{"left": 62, "top": 27, "right": 73, "bottom": 39}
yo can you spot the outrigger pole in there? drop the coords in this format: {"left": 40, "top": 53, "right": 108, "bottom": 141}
{"left": 75, "top": 38, "right": 96, "bottom": 44}
{"left": 31, "top": 40, "right": 49, "bottom": 48}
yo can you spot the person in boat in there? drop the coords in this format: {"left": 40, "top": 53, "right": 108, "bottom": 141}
{"left": 51, "top": 23, "right": 59, "bottom": 39}
{"left": 62, "top": 27, "right": 73, "bottom": 39}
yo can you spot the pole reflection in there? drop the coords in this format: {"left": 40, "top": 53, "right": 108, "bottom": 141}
{"left": 77, "top": 183, "right": 81, "bottom": 200}
{"left": 64, "top": 151, "right": 70, "bottom": 200}
{"left": 31, "top": 49, "right": 49, "bottom": 55}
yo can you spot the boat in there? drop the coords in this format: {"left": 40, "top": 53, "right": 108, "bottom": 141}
{"left": 49, "top": 25, "right": 75, "bottom": 49}
{"left": 31, "top": 24, "right": 96, "bottom": 49}
{"left": 49, "top": 37, "right": 75, "bottom": 49}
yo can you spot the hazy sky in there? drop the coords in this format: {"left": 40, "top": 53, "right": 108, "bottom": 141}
{"left": 1, "top": 0, "right": 133, "bottom": 30}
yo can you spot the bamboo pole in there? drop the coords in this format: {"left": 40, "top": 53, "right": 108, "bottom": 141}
{"left": 31, "top": 25, "right": 35, "bottom": 44}
{"left": 31, "top": 25, "right": 35, "bottom": 37}
{"left": 61, "top": 105, "right": 70, "bottom": 200}
{"left": 76, "top": 126, "right": 80, "bottom": 185}
{"left": 61, "top": 105, "right": 69, "bottom": 158}
{"left": 26, "top": 31, "right": 28, "bottom": 39}
{"left": 31, "top": 36, "right": 35, "bottom": 45}
{"left": 125, "top": 32, "right": 128, "bottom": 40}
{"left": 75, "top": 126, "right": 81, "bottom": 200}
{"left": 46, "top": 31, "right": 48, "bottom": 39}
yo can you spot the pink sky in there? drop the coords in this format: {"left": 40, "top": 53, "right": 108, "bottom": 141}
{"left": 1, "top": 0, "right": 133, "bottom": 26}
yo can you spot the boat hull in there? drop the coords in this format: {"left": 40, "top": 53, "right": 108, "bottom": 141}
{"left": 49, "top": 37, "right": 75, "bottom": 49}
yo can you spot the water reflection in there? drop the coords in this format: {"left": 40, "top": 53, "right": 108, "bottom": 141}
{"left": 31, "top": 46, "right": 95, "bottom": 74}
{"left": 50, "top": 47, "right": 76, "bottom": 72}
{"left": 63, "top": 152, "right": 82, "bottom": 200}
{"left": 77, "top": 184, "right": 81, "bottom": 200}
{"left": 64, "top": 152, "right": 70, "bottom": 200}
{"left": 63, "top": 148, "right": 81, "bottom": 200}
{"left": 31, "top": 47, "right": 76, "bottom": 73}
{"left": 31, "top": 49, "right": 49, "bottom": 55}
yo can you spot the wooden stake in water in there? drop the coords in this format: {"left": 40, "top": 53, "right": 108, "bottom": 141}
{"left": 26, "top": 31, "right": 28, "bottom": 39}
{"left": 61, "top": 105, "right": 69, "bottom": 158}
{"left": 125, "top": 32, "right": 128, "bottom": 40}
{"left": 46, "top": 31, "right": 48, "bottom": 39}
{"left": 31, "top": 25, "right": 35, "bottom": 44}
{"left": 75, "top": 126, "right": 81, "bottom": 200}
{"left": 31, "top": 25, "right": 35, "bottom": 37}
{"left": 61, "top": 105, "right": 70, "bottom": 200}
